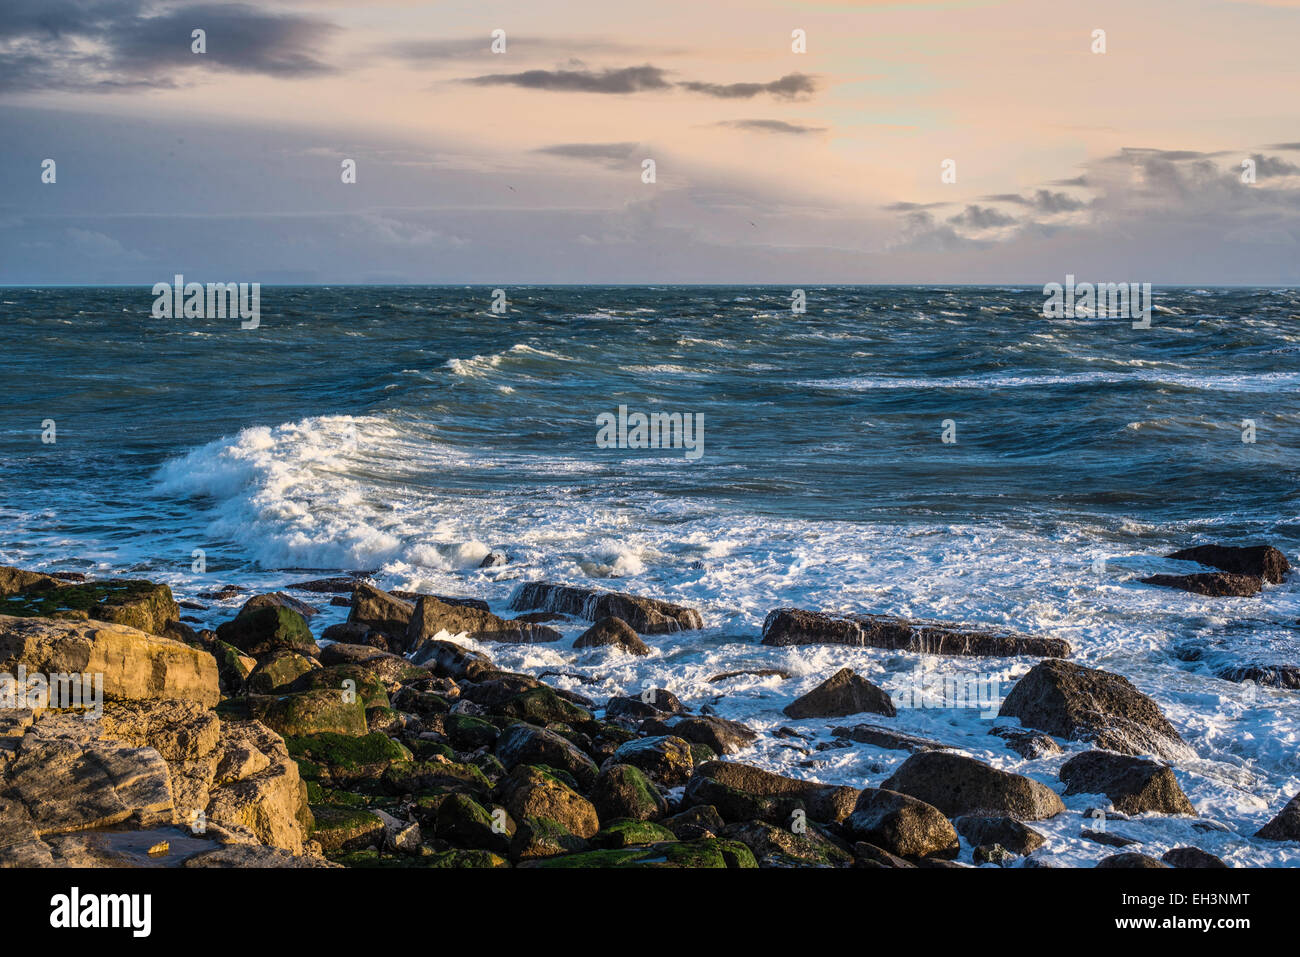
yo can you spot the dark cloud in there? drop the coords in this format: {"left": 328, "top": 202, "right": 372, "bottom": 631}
{"left": 463, "top": 66, "right": 817, "bottom": 100}
{"left": 1265, "top": 143, "right": 1300, "bottom": 151}
{"left": 1250, "top": 153, "right": 1300, "bottom": 178}
{"left": 714, "top": 119, "right": 825, "bottom": 134}
{"left": 947, "top": 205, "right": 1017, "bottom": 229}
{"left": 980, "top": 189, "right": 1086, "bottom": 212}
{"left": 463, "top": 65, "right": 671, "bottom": 93}
{"left": 535, "top": 142, "right": 640, "bottom": 166}
{"left": 881, "top": 201, "right": 948, "bottom": 211}
{"left": 0, "top": 1, "right": 337, "bottom": 92}
{"left": 679, "top": 73, "right": 816, "bottom": 100}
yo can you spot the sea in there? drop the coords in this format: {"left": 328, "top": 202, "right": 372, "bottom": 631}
{"left": 2, "top": 284, "right": 1298, "bottom": 866}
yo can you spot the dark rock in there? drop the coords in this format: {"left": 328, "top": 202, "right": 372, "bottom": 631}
{"left": 510, "top": 581, "right": 703, "bottom": 634}
{"left": 1096, "top": 852, "right": 1169, "bottom": 869}
{"left": 974, "top": 844, "right": 1015, "bottom": 865}
{"left": 479, "top": 551, "right": 508, "bottom": 568}
{"left": 662, "top": 805, "right": 724, "bottom": 841}
{"left": 784, "top": 668, "right": 896, "bottom": 719}
{"left": 591, "top": 764, "right": 667, "bottom": 822}
{"left": 610, "top": 735, "right": 696, "bottom": 787}
{"left": 953, "top": 815, "right": 1045, "bottom": 856}
{"left": 682, "top": 760, "right": 859, "bottom": 825}
{"left": 662, "top": 715, "right": 757, "bottom": 755}
{"left": 989, "top": 726, "right": 1063, "bottom": 758}
{"left": 882, "top": 752, "right": 1064, "bottom": 820}
{"left": 708, "top": 668, "right": 791, "bottom": 683}
{"left": 844, "top": 788, "right": 959, "bottom": 859}
{"left": 239, "top": 592, "right": 318, "bottom": 619}
{"left": 1140, "top": 573, "right": 1262, "bottom": 598}
{"left": 852, "top": 841, "right": 917, "bottom": 868}
{"left": 215, "top": 605, "right": 319, "bottom": 659}
{"left": 719, "top": 820, "right": 854, "bottom": 867}
{"left": 573, "top": 616, "right": 650, "bottom": 655}
{"left": 347, "top": 582, "right": 413, "bottom": 640}
{"left": 761, "top": 607, "right": 1070, "bottom": 658}
{"left": 1162, "top": 846, "right": 1228, "bottom": 868}
{"left": 286, "top": 577, "right": 364, "bottom": 593}
{"left": 1166, "top": 544, "right": 1290, "bottom": 584}
{"left": 405, "top": 595, "right": 561, "bottom": 653}
{"left": 998, "top": 658, "right": 1190, "bottom": 761}
{"left": 320, "top": 622, "right": 373, "bottom": 645}
{"left": 410, "top": 639, "right": 495, "bottom": 681}
{"left": 1059, "top": 751, "right": 1194, "bottom": 815}
{"left": 1081, "top": 829, "right": 1137, "bottom": 847}
{"left": 494, "top": 724, "right": 598, "bottom": 787}
{"left": 605, "top": 689, "right": 684, "bottom": 720}
{"left": 1256, "top": 791, "right": 1300, "bottom": 841}
{"left": 832, "top": 723, "right": 949, "bottom": 753}
{"left": 1218, "top": 665, "right": 1300, "bottom": 690}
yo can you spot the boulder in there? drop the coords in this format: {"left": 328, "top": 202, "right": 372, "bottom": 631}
{"left": 845, "top": 788, "right": 960, "bottom": 859}
{"left": 347, "top": 582, "right": 414, "bottom": 640}
{"left": 953, "top": 815, "right": 1045, "bottom": 856}
{"left": 662, "top": 805, "right": 725, "bottom": 841}
{"left": 719, "top": 820, "right": 854, "bottom": 867}
{"left": 0, "top": 566, "right": 61, "bottom": 595}
{"left": 205, "top": 720, "right": 313, "bottom": 854}
{"left": 520, "top": 838, "right": 756, "bottom": 869}
{"left": 605, "top": 689, "right": 684, "bottom": 721}
{"left": 760, "top": 608, "right": 1070, "bottom": 658}
{"left": 1217, "top": 665, "right": 1300, "bottom": 690}
{"left": 246, "top": 690, "right": 368, "bottom": 737}
{"left": 1140, "top": 573, "right": 1262, "bottom": 598}
{"left": 590, "top": 764, "right": 667, "bottom": 822}
{"left": 510, "top": 582, "right": 703, "bottom": 634}
{"left": 0, "top": 614, "right": 219, "bottom": 707}
{"left": 573, "top": 617, "right": 650, "bottom": 655}
{"left": 998, "top": 659, "right": 1190, "bottom": 761}
{"left": 882, "top": 752, "right": 1064, "bottom": 820}
{"left": 610, "top": 735, "right": 695, "bottom": 787}
{"left": 1162, "top": 846, "right": 1228, "bottom": 868}
{"left": 683, "top": 760, "right": 859, "bottom": 825}
{"left": 1059, "top": 751, "right": 1194, "bottom": 815}
{"left": 783, "top": 668, "right": 896, "bottom": 719}
{"left": 659, "top": 715, "right": 757, "bottom": 755}
{"left": 246, "top": 650, "right": 318, "bottom": 694}
{"left": 497, "top": 765, "right": 600, "bottom": 844}
{"left": 1166, "top": 543, "right": 1290, "bottom": 584}
{"left": 1256, "top": 791, "right": 1300, "bottom": 841}
{"left": 411, "top": 639, "right": 495, "bottom": 681}
{"left": 832, "top": 723, "right": 950, "bottom": 753}
{"left": 239, "top": 592, "right": 318, "bottom": 619}
{"left": 494, "top": 724, "right": 598, "bottom": 787}
{"left": 405, "top": 595, "right": 561, "bottom": 653}
{"left": 215, "top": 605, "right": 318, "bottom": 659}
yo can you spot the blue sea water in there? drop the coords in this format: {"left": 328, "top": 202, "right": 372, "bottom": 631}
{"left": 2, "top": 284, "right": 1298, "bottom": 865}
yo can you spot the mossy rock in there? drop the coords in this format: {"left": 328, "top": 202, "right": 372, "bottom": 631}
{"left": 473, "top": 752, "right": 507, "bottom": 781}
{"left": 510, "top": 815, "right": 590, "bottom": 862}
{"left": 247, "top": 650, "right": 318, "bottom": 694}
{"left": 591, "top": 764, "right": 667, "bottom": 822}
{"left": 404, "top": 738, "right": 455, "bottom": 762}
{"left": 216, "top": 604, "right": 318, "bottom": 658}
{"left": 331, "top": 847, "right": 508, "bottom": 869}
{"left": 420, "top": 848, "right": 510, "bottom": 868}
{"left": 445, "top": 713, "right": 500, "bottom": 751}
{"left": 593, "top": 819, "right": 679, "bottom": 849}
{"left": 497, "top": 687, "right": 592, "bottom": 725}
{"left": 522, "top": 838, "right": 757, "bottom": 869}
{"left": 213, "top": 640, "right": 253, "bottom": 694}
{"left": 391, "top": 686, "right": 451, "bottom": 715}
{"left": 366, "top": 706, "right": 403, "bottom": 735}
{"left": 291, "top": 664, "right": 390, "bottom": 709}
{"left": 286, "top": 732, "right": 410, "bottom": 787}
{"left": 433, "top": 793, "right": 513, "bottom": 854}
{"left": 306, "top": 782, "right": 373, "bottom": 808}
{"left": 381, "top": 759, "right": 492, "bottom": 797}
{"left": 247, "top": 690, "right": 367, "bottom": 737}
{"left": 311, "top": 805, "right": 385, "bottom": 852}
{"left": 1, "top": 579, "right": 178, "bottom": 635}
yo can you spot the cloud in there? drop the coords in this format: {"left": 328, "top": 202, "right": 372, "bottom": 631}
{"left": 714, "top": 119, "right": 825, "bottom": 134}
{"left": 947, "top": 205, "right": 1017, "bottom": 229}
{"left": 463, "top": 65, "right": 817, "bottom": 100}
{"left": 980, "top": 189, "right": 1087, "bottom": 212}
{"left": 678, "top": 73, "right": 816, "bottom": 100}
{"left": 0, "top": 1, "right": 337, "bottom": 92}
{"left": 535, "top": 142, "right": 640, "bottom": 167}
{"left": 463, "top": 65, "right": 671, "bottom": 93}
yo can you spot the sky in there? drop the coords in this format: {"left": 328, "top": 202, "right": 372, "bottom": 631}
{"left": 1, "top": 0, "right": 1298, "bottom": 283}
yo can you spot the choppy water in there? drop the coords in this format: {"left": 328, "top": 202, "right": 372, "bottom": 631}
{"left": 2, "top": 285, "right": 1299, "bottom": 865}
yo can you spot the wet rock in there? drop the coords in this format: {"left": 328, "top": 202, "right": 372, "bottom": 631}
{"left": 882, "top": 752, "right": 1065, "bottom": 821}
{"left": 998, "top": 658, "right": 1190, "bottom": 762}
{"left": 239, "top": 592, "right": 318, "bottom": 619}
{"left": 410, "top": 639, "right": 495, "bottom": 681}
{"left": 593, "top": 819, "right": 677, "bottom": 849}
{"left": 852, "top": 841, "right": 917, "bottom": 868}
{"left": 989, "top": 726, "right": 1063, "bottom": 759}
{"left": 1256, "top": 791, "right": 1300, "bottom": 841}
{"left": 216, "top": 605, "right": 319, "bottom": 659}
{"left": 591, "top": 763, "right": 667, "bottom": 821}
{"left": 510, "top": 581, "right": 703, "bottom": 634}
{"left": 1140, "top": 573, "right": 1262, "bottom": 598}
{"left": 760, "top": 608, "right": 1071, "bottom": 658}
{"left": 832, "top": 723, "right": 949, "bottom": 753}
{"left": 660, "top": 715, "right": 757, "bottom": 755}
{"left": 246, "top": 690, "right": 368, "bottom": 737}
{"left": 974, "top": 844, "right": 1015, "bottom": 865}
{"left": 1166, "top": 543, "right": 1290, "bottom": 584}
{"left": 246, "top": 650, "right": 318, "bottom": 694}
{"left": 707, "top": 668, "right": 791, "bottom": 683}
{"left": 1059, "top": 751, "right": 1194, "bottom": 815}
{"left": 662, "top": 805, "right": 724, "bottom": 841}
{"left": 574, "top": 616, "right": 650, "bottom": 655}
{"left": 347, "top": 582, "right": 414, "bottom": 641}
{"left": 720, "top": 819, "right": 854, "bottom": 867}
{"left": 479, "top": 551, "right": 508, "bottom": 568}
{"left": 1096, "top": 852, "right": 1169, "bottom": 869}
{"left": 285, "top": 576, "right": 364, "bottom": 593}
{"left": 611, "top": 735, "right": 696, "bottom": 787}
{"left": 683, "top": 760, "right": 860, "bottom": 825}
{"left": 497, "top": 765, "right": 600, "bottom": 858}
{"left": 1162, "top": 846, "right": 1228, "bottom": 868}
{"left": 606, "top": 689, "right": 684, "bottom": 721}
{"left": 784, "top": 668, "right": 896, "bottom": 719}
{"left": 1217, "top": 665, "right": 1300, "bottom": 690}
{"left": 1081, "top": 829, "right": 1137, "bottom": 847}
{"left": 953, "top": 815, "right": 1046, "bottom": 856}
{"left": 405, "top": 595, "right": 561, "bottom": 653}
{"left": 844, "top": 788, "right": 960, "bottom": 859}
{"left": 495, "top": 724, "right": 598, "bottom": 787}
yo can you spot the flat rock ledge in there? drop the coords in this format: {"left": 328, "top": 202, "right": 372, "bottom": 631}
{"left": 760, "top": 608, "right": 1071, "bottom": 659}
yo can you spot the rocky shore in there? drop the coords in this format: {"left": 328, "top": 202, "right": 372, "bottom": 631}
{"left": 1, "top": 542, "right": 1296, "bottom": 869}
